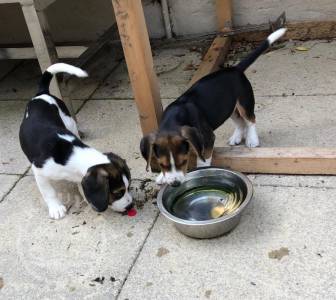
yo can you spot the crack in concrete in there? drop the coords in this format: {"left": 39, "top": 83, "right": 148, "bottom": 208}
{"left": 0, "top": 166, "right": 31, "bottom": 203}
{"left": 115, "top": 211, "right": 160, "bottom": 300}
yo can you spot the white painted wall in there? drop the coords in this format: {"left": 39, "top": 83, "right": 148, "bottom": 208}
{"left": 0, "top": 0, "right": 335, "bottom": 45}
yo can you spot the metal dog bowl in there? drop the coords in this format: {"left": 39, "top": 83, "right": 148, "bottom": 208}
{"left": 157, "top": 167, "right": 253, "bottom": 239}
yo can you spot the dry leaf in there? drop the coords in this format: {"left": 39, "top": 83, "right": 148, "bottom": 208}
{"left": 295, "top": 46, "right": 309, "bottom": 51}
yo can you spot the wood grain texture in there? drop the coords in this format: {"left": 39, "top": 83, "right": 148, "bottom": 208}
{"left": 216, "top": 0, "right": 232, "bottom": 31}
{"left": 212, "top": 147, "right": 336, "bottom": 175}
{"left": 188, "top": 36, "right": 231, "bottom": 87}
{"left": 112, "top": 0, "right": 162, "bottom": 135}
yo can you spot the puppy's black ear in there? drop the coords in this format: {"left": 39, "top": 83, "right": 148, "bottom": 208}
{"left": 81, "top": 166, "right": 109, "bottom": 212}
{"left": 140, "top": 132, "right": 157, "bottom": 171}
{"left": 181, "top": 126, "right": 205, "bottom": 162}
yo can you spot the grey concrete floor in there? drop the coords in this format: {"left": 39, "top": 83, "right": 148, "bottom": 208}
{"left": 0, "top": 39, "right": 336, "bottom": 299}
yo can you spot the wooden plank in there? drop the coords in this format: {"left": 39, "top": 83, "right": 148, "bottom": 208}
{"left": 0, "top": 46, "right": 87, "bottom": 59}
{"left": 232, "top": 21, "right": 336, "bottom": 42}
{"left": 111, "top": 0, "right": 162, "bottom": 135}
{"left": 216, "top": 0, "right": 232, "bottom": 31}
{"left": 212, "top": 147, "right": 336, "bottom": 175}
{"left": 21, "top": 3, "right": 78, "bottom": 119}
{"left": 188, "top": 36, "right": 231, "bottom": 87}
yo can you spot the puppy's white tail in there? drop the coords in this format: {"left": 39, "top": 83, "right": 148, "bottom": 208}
{"left": 46, "top": 63, "right": 88, "bottom": 78}
{"left": 237, "top": 28, "right": 287, "bottom": 72}
{"left": 267, "top": 28, "right": 287, "bottom": 45}
{"left": 37, "top": 63, "right": 88, "bottom": 95}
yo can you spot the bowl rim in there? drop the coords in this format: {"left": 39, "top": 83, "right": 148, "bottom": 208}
{"left": 156, "top": 167, "right": 253, "bottom": 226}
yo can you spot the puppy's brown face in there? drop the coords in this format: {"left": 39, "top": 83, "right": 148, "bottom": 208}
{"left": 153, "top": 133, "right": 189, "bottom": 174}
{"left": 81, "top": 153, "right": 132, "bottom": 212}
{"left": 140, "top": 126, "right": 205, "bottom": 185}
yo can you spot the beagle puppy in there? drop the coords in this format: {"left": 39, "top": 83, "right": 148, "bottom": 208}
{"left": 19, "top": 63, "right": 133, "bottom": 219}
{"left": 141, "top": 28, "right": 287, "bottom": 185}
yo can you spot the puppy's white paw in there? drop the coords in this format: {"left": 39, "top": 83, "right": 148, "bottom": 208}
{"left": 228, "top": 128, "right": 244, "bottom": 145}
{"left": 197, "top": 157, "right": 212, "bottom": 168}
{"left": 245, "top": 128, "right": 260, "bottom": 148}
{"left": 48, "top": 202, "right": 66, "bottom": 219}
{"left": 156, "top": 172, "right": 165, "bottom": 185}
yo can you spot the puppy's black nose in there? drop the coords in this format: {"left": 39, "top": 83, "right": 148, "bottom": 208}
{"left": 125, "top": 203, "right": 134, "bottom": 211}
{"left": 171, "top": 181, "right": 181, "bottom": 187}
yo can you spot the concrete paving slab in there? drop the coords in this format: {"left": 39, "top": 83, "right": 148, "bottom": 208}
{"left": 0, "top": 60, "right": 21, "bottom": 81}
{"left": 77, "top": 99, "right": 155, "bottom": 180}
{"left": 119, "top": 185, "right": 336, "bottom": 299}
{"left": 0, "top": 49, "right": 120, "bottom": 101}
{"left": 92, "top": 47, "right": 202, "bottom": 100}
{"left": 245, "top": 40, "right": 336, "bottom": 97}
{"left": 0, "top": 60, "right": 42, "bottom": 100}
{"left": 0, "top": 176, "right": 158, "bottom": 299}
{"left": 0, "top": 100, "right": 83, "bottom": 174}
{"left": 0, "top": 174, "right": 19, "bottom": 201}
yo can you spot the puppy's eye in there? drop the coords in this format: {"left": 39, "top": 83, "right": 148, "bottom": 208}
{"left": 112, "top": 190, "right": 125, "bottom": 199}
{"left": 175, "top": 160, "right": 187, "bottom": 168}
{"left": 180, "top": 141, "right": 189, "bottom": 154}
{"left": 153, "top": 144, "right": 160, "bottom": 157}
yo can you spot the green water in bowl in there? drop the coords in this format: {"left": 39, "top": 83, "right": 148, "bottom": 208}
{"left": 172, "top": 186, "right": 241, "bottom": 221}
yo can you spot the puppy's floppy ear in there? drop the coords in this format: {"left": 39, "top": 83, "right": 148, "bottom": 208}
{"left": 140, "top": 132, "right": 157, "bottom": 171}
{"left": 81, "top": 165, "right": 109, "bottom": 212}
{"left": 181, "top": 126, "right": 205, "bottom": 162}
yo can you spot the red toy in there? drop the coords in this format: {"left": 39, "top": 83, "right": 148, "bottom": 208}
{"left": 127, "top": 208, "right": 137, "bottom": 217}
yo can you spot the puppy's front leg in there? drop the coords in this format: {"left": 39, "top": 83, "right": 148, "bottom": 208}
{"left": 32, "top": 168, "right": 66, "bottom": 219}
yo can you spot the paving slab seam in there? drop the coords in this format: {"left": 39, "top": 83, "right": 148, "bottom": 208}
{"left": 115, "top": 211, "right": 160, "bottom": 300}
{"left": 258, "top": 93, "right": 336, "bottom": 98}
{"left": 255, "top": 183, "right": 336, "bottom": 190}
{"left": 0, "top": 173, "right": 24, "bottom": 176}
{"left": 87, "top": 97, "right": 178, "bottom": 101}
{"left": 0, "top": 166, "right": 30, "bottom": 203}
{"left": 74, "top": 60, "right": 123, "bottom": 114}
{"left": 0, "top": 60, "right": 24, "bottom": 82}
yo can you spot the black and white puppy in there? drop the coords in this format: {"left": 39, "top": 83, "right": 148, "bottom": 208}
{"left": 141, "top": 28, "right": 287, "bottom": 185}
{"left": 19, "top": 63, "right": 133, "bottom": 219}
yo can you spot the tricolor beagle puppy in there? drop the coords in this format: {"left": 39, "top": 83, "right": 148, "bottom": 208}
{"left": 141, "top": 28, "right": 287, "bottom": 185}
{"left": 19, "top": 63, "right": 133, "bottom": 219}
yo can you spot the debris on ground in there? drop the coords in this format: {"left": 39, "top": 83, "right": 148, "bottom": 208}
{"left": 205, "top": 290, "right": 212, "bottom": 298}
{"left": 92, "top": 277, "right": 105, "bottom": 284}
{"left": 156, "top": 247, "right": 169, "bottom": 257}
{"left": 295, "top": 46, "right": 309, "bottom": 51}
{"left": 268, "top": 247, "right": 289, "bottom": 260}
{"left": 130, "top": 179, "right": 160, "bottom": 209}
{"left": 0, "top": 277, "right": 3, "bottom": 289}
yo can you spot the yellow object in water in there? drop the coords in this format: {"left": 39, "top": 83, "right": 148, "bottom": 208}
{"left": 211, "top": 204, "right": 226, "bottom": 219}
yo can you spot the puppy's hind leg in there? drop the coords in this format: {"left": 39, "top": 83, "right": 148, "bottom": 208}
{"left": 236, "top": 100, "right": 259, "bottom": 148}
{"left": 228, "top": 110, "right": 246, "bottom": 146}
{"left": 32, "top": 166, "right": 66, "bottom": 219}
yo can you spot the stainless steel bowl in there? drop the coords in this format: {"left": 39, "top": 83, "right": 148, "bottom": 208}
{"left": 157, "top": 167, "right": 253, "bottom": 239}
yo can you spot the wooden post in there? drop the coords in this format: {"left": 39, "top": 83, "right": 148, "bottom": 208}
{"left": 188, "top": 36, "right": 231, "bottom": 87}
{"left": 216, "top": 0, "right": 232, "bottom": 32}
{"left": 21, "top": 1, "right": 76, "bottom": 119}
{"left": 188, "top": 0, "right": 232, "bottom": 87}
{"left": 111, "top": 0, "right": 162, "bottom": 135}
